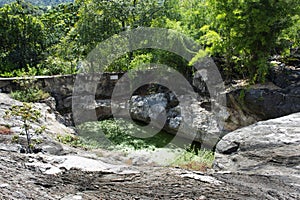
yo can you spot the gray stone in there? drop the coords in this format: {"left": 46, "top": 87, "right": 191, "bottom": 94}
{"left": 269, "top": 64, "right": 300, "bottom": 88}
{"left": 130, "top": 93, "right": 168, "bottom": 122}
{"left": 224, "top": 82, "right": 300, "bottom": 132}
{"left": 25, "top": 154, "right": 140, "bottom": 175}
{"left": 95, "top": 99, "right": 112, "bottom": 120}
{"left": 214, "top": 112, "right": 300, "bottom": 180}
{"left": 0, "top": 73, "right": 123, "bottom": 115}
{"left": 242, "top": 84, "right": 300, "bottom": 119}
{"left": 128, "top": 92, "right": 223, "bottom": 148}
{"left": 0, "top": 143, "right": 21, "bottom": 153}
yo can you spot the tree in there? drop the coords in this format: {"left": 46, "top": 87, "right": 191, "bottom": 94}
{"left": 37, "top": 2, "right": 80, "bottom": 75}
{"left": 74, "top": 0, "right": 163, "bottom": 53}
{"left": 4, "top": 103, "right": 45, "bottom": 153}
{"left": 203, "top": 0, "right": 300, "bottom": 82}
{"left": 0, "top": 0, "right": 46, "bottom": 74}
{"left": 0, "top": 0, "right": 73, "bottom": 7}
{"left": 41, "top": 3, "right": 79, "bottom": 48}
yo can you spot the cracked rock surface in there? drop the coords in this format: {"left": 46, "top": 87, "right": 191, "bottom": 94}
{"left": 1, "top": 150, "right": 299, "bottom": 199}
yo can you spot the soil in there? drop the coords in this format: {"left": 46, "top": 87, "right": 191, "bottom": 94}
{"left": 0, "top": 150, "right": 299, "bottom": 200}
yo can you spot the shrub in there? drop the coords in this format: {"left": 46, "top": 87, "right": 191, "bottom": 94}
{"left": 11, "top": 88, "right": 50, "bottom": 103}
{"left": 10, "top": 68, "right": 50, "bottom": 102}
{"left": 171, "top": 149, "right": 215, "bottom": 171}
{"left": 56, "top": 134, "right": 83, "bottom": 147}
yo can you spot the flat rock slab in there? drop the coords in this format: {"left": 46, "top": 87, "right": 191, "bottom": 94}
{"left": 25, "top": 154, "right": 139, "bottom": 175}
{"left": 215, "top": 112, "right": 300, "bottom": 179}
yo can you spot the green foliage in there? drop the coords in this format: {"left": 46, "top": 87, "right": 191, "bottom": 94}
{"left": 78, "top": 119, "right": 175, "bottom": 150}
{"left": 56, "top": 133, "right": 83, "bottom": 147}
{"left": 278, "top": 14, "right": 300, "bottom": 52}
{"left": 238, "top": 89, "right": 246, "bottom": 103}
{"left": 202, "top": 0, "right": 300, "bottom": 82}
{"left": 0, "top": 0, "right": 79, "bottom": 76}
{"left": 78, "top": 118, "right": 214, "bottom": 170}
{"left": 41, "top": 3, "right": 79, "bottom": 48}
{"left": 0, "top": 0, "right": 73, "bottom": 7}
{"left": 56, "top": 133, "right": 105, "bottom": 149}
{"left": 10, "top": 68, "right": 50, "bottom": 102}
{"left": 128, "top": 53, "right": 153, "bottom": 71}
{"left": 67, "top": 0, "right": 170, "bottom": 72}
{"left": 171, "top": 148, "right": 214, "bottom": 171}
{"left": 76, "top": 0, "right": 165, "bottom": 49}
{"left": 0, "top": 0, "right": 299, "bottom": 80}
{"left": 4, "top": 103, "right": 45, "bottom": 153}
{"left": 11, "top": 89, "right": 50, "bottom": 103}
{"left": 11, "top": 134, "right": 19, "bottom": 143}
{"left": 37, "top": 2, "right": 80, "bottom": 75}
{"left": 0, "top": 1, "right": 46, "bottom": 73}
{"left": 176, "top": 0, "right": 212, "bottom": 39}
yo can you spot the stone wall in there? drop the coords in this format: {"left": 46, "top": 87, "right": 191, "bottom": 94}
{"left": 0, "top": 73, "right": 124, "bottom": 113}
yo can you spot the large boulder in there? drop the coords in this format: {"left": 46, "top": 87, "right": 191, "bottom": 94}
{"left": 128, "top": 93, "right": 222, "bottom": 148}
{"left": 214, "top": 112, "right": 300, "bottom": 181}
{"left": 130, "top": 93, "right": 169, "bottom": 123}
{"left": 240, "top": 83, "right": 300, "bottom": 120}
{"left": 224, "top": 82, "right": 300, "bottom": 132}
{"left": 269, "top": 55, "right": 300, "bottom": 88}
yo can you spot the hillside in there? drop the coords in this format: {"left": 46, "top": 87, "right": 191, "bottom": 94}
{"left": 0, "top": 0, "right": 73, "bottom": 7}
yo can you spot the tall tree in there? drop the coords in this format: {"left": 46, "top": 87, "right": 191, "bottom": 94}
{"left": 204, "top": 0, "right": 300, "bottom": 81}
{"left": 0, "top": 0, "right": 45, "bottom": 73}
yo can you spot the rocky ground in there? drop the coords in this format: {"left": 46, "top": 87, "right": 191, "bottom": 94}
{"left": 1, "top": 149, "right": 299, "bottom": 200}
{"left": 0, "top": 70, "right": 300, "bottom": 199}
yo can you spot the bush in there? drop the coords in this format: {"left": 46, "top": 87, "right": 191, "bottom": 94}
{"left": 56, "top": 134, "right": 83, "bottom": 147}
{"left": 10, "top": 68, "right": 50, "bottom": 102}
{"left": 11, "top": 88, "right": 50, "bottom": 103}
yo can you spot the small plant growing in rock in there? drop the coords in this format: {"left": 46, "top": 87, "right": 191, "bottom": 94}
{"left": 171, "top": 149, "right": 215, "bottom": 172}
{"left": 4, "top": 103, "right": 45, "bottom": 153}
{"left": 11, "top": 135, "right": 19, "bottom": 143}
{"left": 56, "top": 134, "right": 82, "bottom": 147}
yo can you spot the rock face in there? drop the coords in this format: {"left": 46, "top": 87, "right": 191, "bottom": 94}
{"left": 239, "top": 83, "right": 300, "bottom": 120}
{"left": 1, "top": 147, "right": 299, "bottom": 199}
{"left": 1, "top": 68, "right": 299, "bottom": 136}
{"left": 96, "top": 81, "right": 300, "bottom": 147}
{"left": 0, "top": 93, "right": 75, "bottom": 155}
{"left": 269, "top": 57, "right": 300, "bottom": 88}
{"left": 224, "top": 81, "right": 300, "bottom": 131}
{"left": 214, "top": 112, "right": 300, "bottom": 182}
{"left": 222, "top": 60, "right": 300, "bottom": 130}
